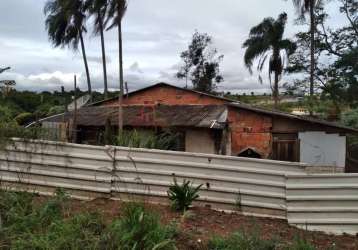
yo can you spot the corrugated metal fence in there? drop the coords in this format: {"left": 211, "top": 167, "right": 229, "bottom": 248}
{"left": 1, "top": 139, "right": 357, "bottom": 235}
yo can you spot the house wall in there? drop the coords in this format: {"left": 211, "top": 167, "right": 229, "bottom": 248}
{"left": 228, "top": 107, "right": 273, "bottom": 158}
{"left": 102, "top": 85, "right": 227, "bottom": 106}
{"left": 299, "top": 132, "right": 346, "bottom": 168}
{"left": 185, "top": 128, "right": 217, "bottom": 154}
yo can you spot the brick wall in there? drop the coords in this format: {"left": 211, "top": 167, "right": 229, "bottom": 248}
{"left": 228, "top": 107, "right": 272, "bottom": 158}
{"left": 102, "top": 85, "right": 226, "bottom": 106}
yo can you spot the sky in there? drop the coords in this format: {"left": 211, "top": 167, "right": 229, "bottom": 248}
{"left": 0, "top": 0, "right": 344, "bottom": 94}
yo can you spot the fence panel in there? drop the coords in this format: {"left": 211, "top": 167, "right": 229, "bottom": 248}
{"left": 286, "top": 174, "right": 358, "bottom": 234}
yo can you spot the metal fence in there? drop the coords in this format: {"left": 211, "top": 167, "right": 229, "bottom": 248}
{"left": 0, "top": 139, "right": 357, "bottom": 235}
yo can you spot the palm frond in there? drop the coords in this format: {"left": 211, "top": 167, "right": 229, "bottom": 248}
{"left": 105, "top": 0, "right": 127, "bottom": 31}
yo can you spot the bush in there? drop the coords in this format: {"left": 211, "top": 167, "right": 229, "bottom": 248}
{"left": 0, "top": 122, "right": 61, "bottom": 149}
{"left": 103, "top": 202, "right": 177, "bottom": 250}
{"left": 115, "top": 129, "right": 180, "bottom": 150}
{"left": 208, "top": 230, "right": 277, "bottom": 250}
{"left": 341, "top": 108, "right": 358, "bottom": 128}
{"left": 14, "top": 112, "right": 35, "bottom": 126}
{"left": 167, "top": 178, "right": 202, "bottom": 212}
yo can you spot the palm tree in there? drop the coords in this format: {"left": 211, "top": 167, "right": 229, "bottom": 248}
{"left": 290, "top": 0, "right": 322, "bottom": 98}
{"left": 243, "top": 13, "right": 296, "bottom": 108}
{"left": 44, "top": 0, "right": 92, "bottom": 100}
{"left": 86, "top": 0, "right": 109, "bottom": 99}
{"left": 105, "top": 0, "right": 127, "bottom": 133}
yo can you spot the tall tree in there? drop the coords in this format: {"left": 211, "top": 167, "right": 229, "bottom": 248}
{"left": 86, "top": 0, "right": 109, "bottom": 99}
{"left": 44, "top": 0, "right": 92, "bottom": 100}
{"left": 105, "top": 0, "right": 127, "bottom": 133}
{"left": 289, "top": 0, "right": 323, "bottom": 98}
{"left": 242, "top": 13, "right": 296, "bottom": 108}
{"left": 177, "top": 31, "right": 224, "bottom": 93}
{"left": 286, "top": 1, "right": 358, "bottom": 111}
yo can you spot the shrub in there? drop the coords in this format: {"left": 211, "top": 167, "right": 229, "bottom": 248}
{"left": 14, "top": 112, "right": 35, "bottom": 126}
{"left": 208, "top": 230, "right": 277, "bottom": 250}
{"left": 167, "top": 178, "right": 202, "bottom": 212}
{"left": 341, "top": 108, "right": 358, "bottom": 129}
{"left": 103, "top": 202, "right": 176, "bottom": 250}
{"left": 115, "top": 129, "right": 180, "bottom": 150}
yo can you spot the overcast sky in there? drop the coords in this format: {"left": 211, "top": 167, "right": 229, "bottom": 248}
{"left": 0, "top": 0, "right": 344, "bottom": 94}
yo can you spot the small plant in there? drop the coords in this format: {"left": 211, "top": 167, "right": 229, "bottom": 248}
{"left": 103, "top": 202, "right": 176, "bottom": 250}
{"left": 167, "top": 178, "right": 202, "bottom": 212}
{"left": 208, "top": 230, "right": 277, "bottom": 250}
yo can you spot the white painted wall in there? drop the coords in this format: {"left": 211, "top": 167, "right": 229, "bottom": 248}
{"left": 299, "top": 132, "right": 346, "bottom": 168}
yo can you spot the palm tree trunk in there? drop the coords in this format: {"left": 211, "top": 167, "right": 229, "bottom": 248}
{"left": 99, "top": 13, "right": 108, "bottom": 100}
{"left": 79, "top": 32, "right": 92, "bottom": 101}
{"left": 309, "top": 0, "right": 315, "bottom": 98}
{"left": 274, "top": 71, "right": 279, "bottom": 109}
{"left": 118, "top": 18, "right": 124, "bottom": 135}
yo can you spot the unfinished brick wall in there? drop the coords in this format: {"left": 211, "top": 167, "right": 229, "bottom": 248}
{"left": 228, "top": 107, "right": 273, "bottom": 158}
{"left": 102, "top": 85, "right": 227, "bottom": 106}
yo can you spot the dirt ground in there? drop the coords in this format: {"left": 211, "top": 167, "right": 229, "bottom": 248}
{"left": 36, "top": 197, "right": 358, "bottom": 250}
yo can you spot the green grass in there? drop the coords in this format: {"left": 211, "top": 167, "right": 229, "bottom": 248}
{"left": 0, "top": 190, "right": 177, "bottom": 250}
{"left": 0, "top": 190, "right": 319, "bottom": 250}
{"left": 208, "top": 230, "right": 278, "bottom": 250}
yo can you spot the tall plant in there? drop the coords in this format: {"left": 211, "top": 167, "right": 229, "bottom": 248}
{"left": 242, "top": 13, "right": 296, "bottom": 108}
{"left": 44, "top": 0, "right": 93, "bottom": 100}
{"left": 105, "top": 0, "right": 127, "bottom": 134}
{"left": 86, "top": 0, "right": 109, "bottom": 99}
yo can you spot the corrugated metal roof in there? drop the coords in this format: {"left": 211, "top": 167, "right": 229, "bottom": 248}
{"left": 40, "top": 105, "right": 228, "bottom": 129}
{"left": 229, "top": 103, "right": 358, "bottom": 133}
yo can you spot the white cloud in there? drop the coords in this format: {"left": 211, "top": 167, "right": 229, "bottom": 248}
{"left": 0, "top": 0, "right": 345, "bottom": 94}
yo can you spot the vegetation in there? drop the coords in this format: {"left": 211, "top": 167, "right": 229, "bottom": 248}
{"left": 0, "top": 189, "right": 341, "bottom": 249}
{"left": 114, "top": 129, "right": 181, "bottom": 151}
{"left": 104, "top": 203, "right": 177, "bottom": 250}
{"left": 44, "top": 0, "right": 93, "bottom": 100}
{"left": 104, "top": 0, "right": 128, "bottom": 132}
{"left": 0, "top": 190, "right": 177, "bottom": 250}
{"left": 167, "top": 178, "right": 202, "bottom": 212}
{"left": 286, "top": 0, "right": 357, "bottom": 113}
{"left": 242, "top": 12, "right": 296, "bottom": 108}
{"left": 208, "top": 230, "right": 278, "bottom": 250}
{"left": 177, "top": 31, "right": 224, "bottom": 93}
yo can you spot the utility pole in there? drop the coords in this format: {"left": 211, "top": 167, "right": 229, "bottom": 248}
{"left": 72, "top": 75, "right": 78, "bottom": 143}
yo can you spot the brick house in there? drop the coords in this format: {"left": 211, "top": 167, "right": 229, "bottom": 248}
{"left": 41, "top": 82, "right": 357, "bottom": 169}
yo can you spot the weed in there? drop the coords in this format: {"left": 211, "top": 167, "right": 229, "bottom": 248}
{"left": 167, "top": 178, "right": 202, "bottom": 212}
{"left": 285, "top": 236, "right": 316, "bottom": 250}
{"left": 208, "top": 230, "right": 278, "bottom": 250}
{"left": 103, "top": 202, "right": 177, "bottom": 250}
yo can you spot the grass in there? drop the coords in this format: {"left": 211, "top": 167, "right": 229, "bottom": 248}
{"left": 0, "top": 190, "right": 177, "bottom": 250}
{"left": 0, "top": 190, "right": 320, "bottom": 250}
{"left": 208, "top": 230, "right": 278, "bottom": 250}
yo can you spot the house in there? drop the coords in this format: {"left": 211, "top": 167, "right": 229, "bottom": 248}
{"left": 39, "top": 82, "right": 358, "bottom": 170}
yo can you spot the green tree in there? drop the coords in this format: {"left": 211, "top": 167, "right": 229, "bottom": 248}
{"left": 286, "top": 1, "right": 357, "bottom": 111}
{"left": 177, "top": 31, "right": 224, "bottom": 93}
{"left": 288, "top": 0, "right": 324, "bottom": 98}
{"left": 105, "top": 0, "right": 127, "bottom": 133}
{"left": 44, "top": 0, "right": 92, "bottom": 100}
{"left": 86, "top": 0, "right": 109, "bottom": 99}
{"left": 242, "top": 13, "right": 296, "bottom": 108}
